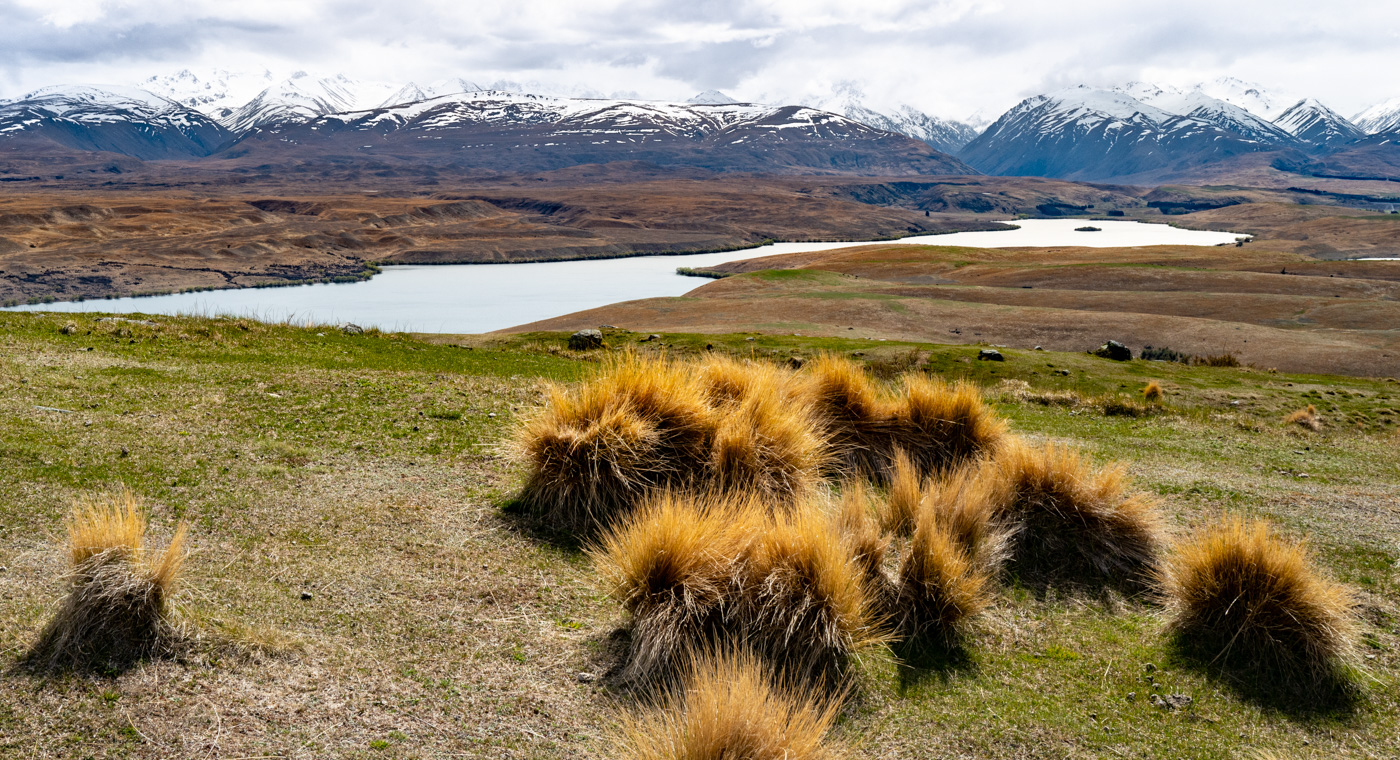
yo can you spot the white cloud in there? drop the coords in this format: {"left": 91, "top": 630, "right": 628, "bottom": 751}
{"left": 0, "top": 0, "right": 1395, "bottom": 121}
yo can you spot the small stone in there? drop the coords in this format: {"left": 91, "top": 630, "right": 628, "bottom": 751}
{"left": 576, "top": 672, "right": 597, "bottom": 683}
{"left": 1144, "top": 663, "right": 1156, "bottom": 672}
{"left": 705, "top": 343, "right": 714, "bottom": 351}
{"left": 745, "top": 337, "right": 755, "bottom": 341}
{"left": 599, "top": 324, "right": 618, "bottom": 329}
{"left": 978, "top": 349, "right": 1005, "bottom": 362}
{"left": 1034, "top": 345, "right": 1044, "bottom": 351}
{"left": 488, "top": 413, "right": 497, "bottom": 418}
{"left": 648, "top": 334, "right": 661, "bottom": 342}
{"left": 84, "top": 421, "right": 92, "bottom": 427}
{"left": 300, "top": 591, "right": 313, "bottom": 600}
{"left": 1092, "top": 340, "right": 1133, "bottom": 361}
{"left": 60, "top": 322, "right": 78, "bottom": 335}
{"left": 786, "top": 356, "right": 804, "bottom": 370}
{"left": 1055, "top": 369, "right": 1071, "bottom": 376}
{"left": 119, "top": 446, "right": 129, "bottom": 457}
{"left": 341, "top": 323, "right": 364, "bottom": 335}
{"left": 316, "top": 332, "right": 327, "bottom": 337}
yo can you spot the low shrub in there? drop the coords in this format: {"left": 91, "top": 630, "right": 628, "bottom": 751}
{"left": 615, "top": 648, "right": 846, "bottom": 760}
{"left": 1142, "top": 381, "right": 1164, "bottom": 403}
{"left": 1193, "top": 353, "right": 1241, "bottom": 368}
{"left": 27, "top": 491, "right": 188, "bottom": 671}
{"left": 1162, "top": 517, "right": 1357, "bottom": 696}
{"left": 1140, "top": 345, "right": 1190, "bottom": 363}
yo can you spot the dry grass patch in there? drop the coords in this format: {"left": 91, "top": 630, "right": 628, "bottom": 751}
{"left": 615, "top": 648, "right": 846, "bottom": 760}
{"left": 1142, "top": 380, "right": 1164, "bottom": 403}
{"left": 26, "top": 490, "right": 189, "bottom": 671}
{"left": 1162, "top": 516, "right": 1359, "bottom": 701}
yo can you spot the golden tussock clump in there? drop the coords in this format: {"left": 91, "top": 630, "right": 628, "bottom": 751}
{"left": 1284, "top": 404, "right": 1321, "bottom": 431}
{"left": 1161, "top": 516, "right": 1357, "bottom": 687}
{"left": 983, "top": 439, "right": 1164, "bottom": 588}
{"left": 881, "top": 450, "right": 924, "bottom": 537}
{"left": 592, "top": 491, "right": 762, "bottom": 686}
{"left": 802, "top": 355, "right": 1004, "bottom": 483}
{"left": 1142, "top": 381, "right": 1164, "bottom": 403}
{"left": 29, "top": 490, "right": 189, "bottom": 670}
{"left": 515, "top": 353, "right": 715, "bottom": 533}
{"left": 833, "top": 481, "right": 888, "bottom": 591}
{"left": 740, "top": 505, "right": 888, "bottom": 685}
{"left": 920, "top": 466, "right": 1012, "bottom": 576}
{"left": 615, "top": 648, "right": 846, "bottom": 760}
{"left": 515, "top": 353, "right": 828, "bottom": 533}
{"left": 894, "top": 504, "right": 993, "bottom": 643}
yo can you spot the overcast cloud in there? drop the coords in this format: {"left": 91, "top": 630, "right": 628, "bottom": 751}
{"left": 1, "top": 0, "right": 1397, "bottom": 119}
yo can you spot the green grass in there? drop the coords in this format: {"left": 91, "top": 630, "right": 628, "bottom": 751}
{"left": 0, "top": 311, "right": 1396, "bottom": 758}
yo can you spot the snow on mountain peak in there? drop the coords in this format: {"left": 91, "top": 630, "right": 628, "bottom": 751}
{"left": 687, "top": 90, "right": 741, "bottom": 105}
{"left": 1354, "top": 96, "right": 1400, "bottom": 135}
{"left": 1273, "top": 97, "right": 1364, "bottom": 145}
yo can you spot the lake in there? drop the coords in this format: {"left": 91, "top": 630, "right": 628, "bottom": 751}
{"left": 5, "top": 219, "right": 1245, "bottom": 334}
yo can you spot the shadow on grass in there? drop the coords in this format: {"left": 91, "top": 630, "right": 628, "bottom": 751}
{"left": 498, "top": 496, "right": 589, "bottom": 553}
{"left": 1165, "top": 636, "right": 1364, "bottom": 721}
{"left": 893, "top": 636, "right": 979, "bottom": 695}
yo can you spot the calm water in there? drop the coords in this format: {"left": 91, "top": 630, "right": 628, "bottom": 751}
{"left": 6, "top": 219, "right": 1244, "bottom": 333}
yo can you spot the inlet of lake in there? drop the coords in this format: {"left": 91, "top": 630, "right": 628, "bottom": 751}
{"left": 5, "top": 219, "right": 1246, "bottom": 334}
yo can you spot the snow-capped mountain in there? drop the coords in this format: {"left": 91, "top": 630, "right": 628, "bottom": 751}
{"left": 1273, "top": 99, "right": 1365, "bottom": 147}
{"left": 959, "top": 86, "right": 1280, "bottom": 180}
{"left": 1114, "top": 83, "right": 1295, "bottom": 145}
{"left": 380, "top": 79, "right": 486, "bottom": 108}
{"left": 1195, "top": 76, "right": 1295, "bottom": 120}
{"left": 219, "top": 73, "right": 399, "bottom": 133}
{"left": 220, "top": 90, "right": 973, "bottom": 176}
{"left": 1352, "top": 97, "right": 1400, "bottom": 136}
{"left": 785, "top": 83, "right": 980, "bottom": 154}
{"left": 139, "top": 69, "right": 278, "bottom": 122}
{"left": 0, "top": 84, "right": 231, "bottom": 159}
{"left": 687, "top": 90, "right": 741, "bottom": 106}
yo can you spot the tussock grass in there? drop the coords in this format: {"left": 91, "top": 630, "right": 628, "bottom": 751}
{"left": 1162, "top": 516, "right": 1358, "bottom": 698}
{"left": 984, "top": 439, "right": 1164, "bottom": 589}
{"left": 515, "top": 353, "right": 828, "bottom": 533}
{"left": 514, "top": 353, "right": 715, "bottom": 533}
{"left": 28, "top": 490, "right": 189, "bottom": 671}
{"left": 615, "top": 648, "right": 846, "bottom": 760}
{"left": 834, "top": 481, "right": 889, "bottom": 595}
{"left": 592, "top": 491, "right": 761, "bottom": 686}
{"left": 741, "top": 506, "right": 888, "bottom": 685}
{"left": 881, "top": 450, "right": 924, "bottom": 536}
{"left": 1284, "top": 404, "right": 1321, "bottom": 431}
{"left": 1143, "top": 381, "right": 1164, "bottom": 403}
{"left": 803, "top": 355, "right": 1003, "bottom": 483}
{"left": 922, "top": 466, "right": 1012, "bottom": 576}
{"left": 894, "top": 507, "right": 992, "bottom": 643}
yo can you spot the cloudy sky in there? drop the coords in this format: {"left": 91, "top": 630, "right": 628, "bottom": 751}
{"left": 2, "top": 0, "right": 1397, "bottom": 119}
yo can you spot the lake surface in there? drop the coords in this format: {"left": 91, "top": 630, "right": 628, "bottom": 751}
{"left": 5, "top": 219, "right": 1245, "bottom": 334}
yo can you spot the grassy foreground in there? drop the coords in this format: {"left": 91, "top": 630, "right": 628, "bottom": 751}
{"left": 0, "top": 312, "right": 1397, "bottom": 758}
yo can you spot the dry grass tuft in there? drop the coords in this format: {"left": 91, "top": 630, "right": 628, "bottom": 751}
{"left": 1142, "top": 381, "right": 1164, "bottom": 403}
{"left": 922, "top": 466, "right": 1012, "bottom": 576}
{"left": 834, "top": 481, "right": 888, "bottom": 590}
{"left": 802, "top": 355, "right": 1004, "bottom": 483}
{"left": 615, "top": 648, "right": 846, "bottom": 760}
{"left": 1284, "top": 404, "right": 1321, "bottom": 431}
{"left": 592, "top": 491, "right": 761, "bottom": 686}
{"left": 896, "top": 373, "right": 1007, "bottom": 477}
{"left": 740, "top": 506, "right": 887, "bottom": 685}
{"left": 1162, "top": 516, "right": 1357, "bottom": 693}
{"left": 514, "top": 353, "right": 715, "bottom": 533}
{"left": 28, "top": 490, "right": 189, "bottom": 671}
{"left": 894, "top": 507, "right": 993, "bottom": 643}
{"left": 985, "top": 439, "right": 1164, "bottom": 589}
{"left": 709, "top": 388, "right": 827, "bottom": 507}
{"left": 881, "top": 450, "right": 924, "bottom": 536}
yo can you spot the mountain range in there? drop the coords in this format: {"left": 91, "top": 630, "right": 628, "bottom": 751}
{"left": 2, "top": 70, "right": 1400, "bottom": 183}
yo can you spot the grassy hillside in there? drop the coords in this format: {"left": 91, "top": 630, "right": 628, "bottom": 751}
{"left": 1, "top": 311, "right": 1397, "bottom": 758}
